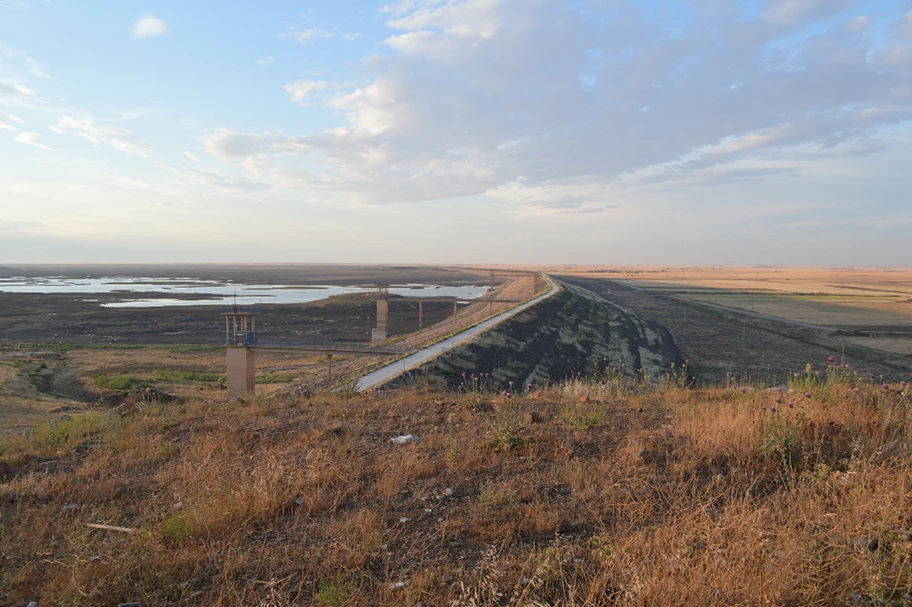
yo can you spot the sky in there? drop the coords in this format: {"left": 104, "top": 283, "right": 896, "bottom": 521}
{"left": 0, "top": 0, "right": 911, "bottom": 266}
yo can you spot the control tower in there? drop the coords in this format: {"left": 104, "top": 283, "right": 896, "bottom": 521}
{"left": 220, "top": 306, "right": 259, "bottom": 399}
{"left": 371, "top": 283, "right": 389, "bottom": 343}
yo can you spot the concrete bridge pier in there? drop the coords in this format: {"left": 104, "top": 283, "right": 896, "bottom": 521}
{"left": 227, "top": 346, "right": 255, "bottom": 399}
{"left": 372, "top": 283, "right": 390, "bottom": 342}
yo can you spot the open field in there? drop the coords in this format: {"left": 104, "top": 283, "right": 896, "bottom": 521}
{"left": 538, "top": 266, "right": 912, "bottom": 297}
{"left": 3, "top": 372, "right": 912, "bottom": 605}
{"left": 559, "top": 276, "right": 910, "bottom": 385}
{"left": 547, "top": 268, "right": 912, "bottom": 380}
{"left": 681, "top": 293, "right": 912, "bottom": 329}
{"left": 846, "top": 337, "right": 912, "bottom": 357}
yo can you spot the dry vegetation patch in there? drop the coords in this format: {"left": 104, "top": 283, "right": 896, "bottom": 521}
{"left": 2, "top": 370, "right": 912, "bottom": 606}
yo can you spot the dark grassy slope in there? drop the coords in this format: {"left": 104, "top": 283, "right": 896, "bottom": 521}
{"left": 397, "top": 280, "right": 683, "bottom": 389}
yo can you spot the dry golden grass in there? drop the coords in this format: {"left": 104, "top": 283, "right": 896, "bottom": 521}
{"left": 546, "top": 266, "right": 912, "bottom": 298}
{"left": 846, "top": 337, "right": 912, "bottom": 357}
{"left": 2, "top": 365, "right": 912, "bottom": 606}
{"left": 682, "top": 293, "right": 912, "bottom": 327}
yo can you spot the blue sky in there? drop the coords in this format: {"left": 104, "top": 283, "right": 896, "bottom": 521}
{"left": 1, "top": 0, "right": 911, "bottom": 265}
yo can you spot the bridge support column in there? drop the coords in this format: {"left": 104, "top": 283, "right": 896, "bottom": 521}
{"left": 418, "top": 301, "right": 423, "bottom": 329}
{"left": 372, "top": 296, "right": 389, "bottom": 342}
{"left": 227, "top": 346, "right": 255, "bottom": 399}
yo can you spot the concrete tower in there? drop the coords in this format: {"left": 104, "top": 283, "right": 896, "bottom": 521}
{"left": 221, "top": 307, "right": 258, "bottom": 399}
{"left": 371, "top": 283, "right": 389, "bottom": 342}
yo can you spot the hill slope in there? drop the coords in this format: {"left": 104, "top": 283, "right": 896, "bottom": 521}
{"left": 393, "top": 279, "right": 684, "bottom": 388}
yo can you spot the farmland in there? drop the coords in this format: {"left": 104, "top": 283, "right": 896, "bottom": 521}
{"left": 550, "top": 267, "right": 912, "bottom": 384}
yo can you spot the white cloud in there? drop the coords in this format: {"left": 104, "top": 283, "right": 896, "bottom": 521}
{"left": 0, "top": 220, "right": 44, "bottom": 232}
{"left": 873, "top": 44, "right": 912, "bottom": 68}
{"left": 203, "top": 128, "right": 310, "bottom": 162}
{"left": 890, "top": 11, "right": 912, "bottom": 40}
{"left": 182, "top": 151, "right": 200, "bottom": 162}
{"left": 197, "top": 1, "right": 912, "bottom": 215}
{"left": 846, "top": 16, "right": 871, "bottom": 32}
{"left": 283, "top": 80, "right": 350, "bottom": 105}
{"left": 0, "top": 82, "right": 36, "bottom": 98}
{"left": 762, "top": 0, "right": 853, "bottom": 27}
{"left": 0, "top": 120, "right": 16, "bottom": 131}
{"left": 49, "top": 116, "right": 153, "bottom": 157}
{"left": 280, "top": 27, "right": 333, "bottom": 43}
{"left": 0, "top": 0, "right": 50, "bottom": 8}
{"left": 256, "top": 56, "right": 275, "bottom": 66}
{"left": 8, "top": 114, "right": 24, "bottom": 124}
{"left": 342, "top": 32, "right": 362, "bottom": 41}
{"left": 131, "top": 13, "right": 167, "bottom": 39}
{"left": 15, "top": 131, "right": 53, "bottom": 151}
{"left": 24, "top": 56, "right": 50, "bottom": 78}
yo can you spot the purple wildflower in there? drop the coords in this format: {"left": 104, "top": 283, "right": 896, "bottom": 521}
{"left": 770, "top": 406, "right": 777, "bottom": 412}
{"left": 775, "top": 397, "right": 782, "bottom": 404}
{"left": 901, "top": 381, "right": 907, "bottom": 388}
{"left": 741, "top": 387, "right": 747, "bottom": 394}
{"left": 505, "top": 392, "right": 513, "bottom": 399}
{"left": 526, "top": 383, "right": 533, "bottom": 389}
{"left": 883, "top": 383, "right": 890, "bottom": 390}
{"left": 805, "top": 392, "right": 812, "bottom": 399}
{"left": 787, "top": 401, "right": 794, "bottom": 408}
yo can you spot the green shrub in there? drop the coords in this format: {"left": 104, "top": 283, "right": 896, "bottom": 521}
{"left": 92, "top": 374, "right": 151, "bottom": 391}
{"left": 161, "top": 512, "right": 196, "bottom": 543}
{"left": 314, "top": 581, "right": 353, "bottom": 607}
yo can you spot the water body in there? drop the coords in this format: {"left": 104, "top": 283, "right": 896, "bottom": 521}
{"left": 0, "top": 277, "right": 489, "bottom": 308}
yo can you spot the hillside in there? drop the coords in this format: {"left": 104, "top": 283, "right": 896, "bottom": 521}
{"left": 391, "top": 279, "right": 683, "bottom": 389}
{"left": 3, "top": 369, "right": 911, "bottom": 605}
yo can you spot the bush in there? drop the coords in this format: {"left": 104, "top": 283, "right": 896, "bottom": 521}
{"left": 92, "top": 374, "right": 151, "bottom": 392}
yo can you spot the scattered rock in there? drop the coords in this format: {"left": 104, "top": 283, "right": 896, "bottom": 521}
{"left": 391, "top": 582, "right": 406, "bottom": 590}
{"left": 522, "top": 411, "right": 541, "bottom": 424}
{"left": 0, "top": 460, "right": 12, "bottom": 482}
{"left": 390, "top": 434, "right": 419, "bottom": 445}
{"left": 399, "top": 517, "right": 411, "bottom": 523}
{"left": 63, "top": 503, "right": 77, "bottom": 511}
{"left": 172, "top": 501, "right": 183, "bottom": 511}
{"left": 579, "top": 396, "right": 590, "bottom": 404}
{"left": 764, "top": 386, "right": 789, "bottom": 393}
{"left": 520, "top": 578, "right": 533, "bottom": 586}
{"left": 443, "top": 487, "right": 455, "bottom": 498}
